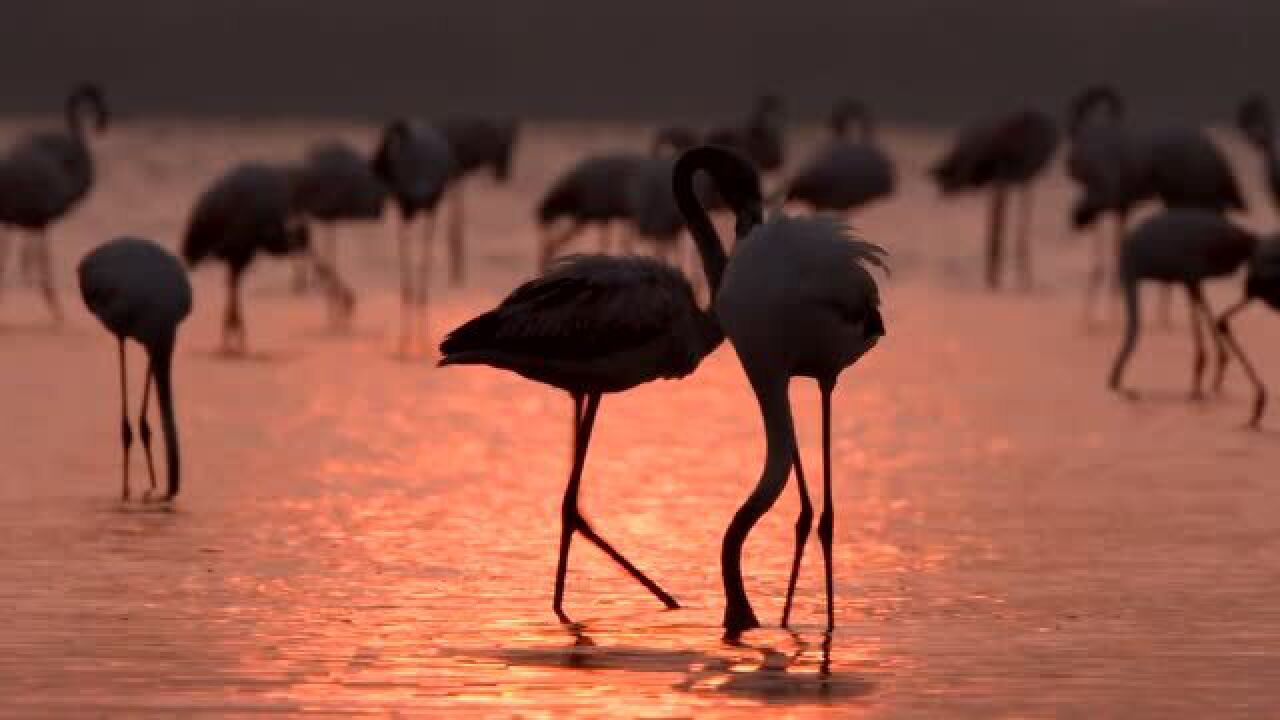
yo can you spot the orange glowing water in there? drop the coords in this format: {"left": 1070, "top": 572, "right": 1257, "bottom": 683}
{"left": 2, "top": 121, "right": 1279, "bottom": 717}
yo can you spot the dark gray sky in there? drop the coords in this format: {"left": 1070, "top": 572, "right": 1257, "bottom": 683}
{"left": 3, "top": 1, "right": 1276, "bottom": 124}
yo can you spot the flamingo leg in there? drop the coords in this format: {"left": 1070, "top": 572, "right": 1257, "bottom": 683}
{"left": 1015, "top": 185, "right": 1034, "bottom": 291}
{"left": 397, "top": 217, "right": 415, "bottom": 354}
{"left": 416, "top": 212, "right": 436, "bottom": 347}
{"left": 986, "top": 185, "right": 1008, "bottom": 290}
{"left": 224, "top": 267, "right": 245, "bottom": 354}
{"left": 1157, "top": 284, "right": 1175, "bottom": 330}
{"left": 139, "top": 361, "right": 158, "bottom": 499}
{"left": 1109, "top": 278, "right": 1142, "bottom": 399}
{"left": 1189, "top": 290, "right": 1229, "bottom": 396}
{"left": 309, "top": 242, "right": 355, "bottom": 330}
{"left": 553, "top": 392, "right": 678, "bottom": 623}
{"left": 447, "top": 183, "right": 466, "bottom": 287}
{"left": 1216, "top": 300, "right": 1268, "bottom": 428}
{"left": 780, "top": 445, "right": 813, "bottom": 628}
{"left": 35, "top": 231, "right": 62, "bottom": 323}
{"left": 1083, "top": 223, "right": 1107, "bottom": 326}
{"left": 816, "top": 380, "right": 837, "bottom": 631}
{"left": 1186, "top": 285, "right": 1208, "bottom": 400}
{"left": 117, "top": 338, "right": 133, "bottom": 502}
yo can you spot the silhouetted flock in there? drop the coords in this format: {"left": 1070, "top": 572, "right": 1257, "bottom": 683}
{"left": 3, "top": 84, "right": 1277, "bottom": 637}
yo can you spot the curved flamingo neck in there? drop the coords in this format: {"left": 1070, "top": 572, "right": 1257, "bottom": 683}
{"left": 147, "top": 332, "right": 182, "bottom": 499}
{"left": 672, "top": 149, "right": 739, "bottom": 297}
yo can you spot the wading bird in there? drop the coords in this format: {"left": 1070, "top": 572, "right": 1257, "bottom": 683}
{"left": 536, "top": 153, "right": 647, "bottom": 268}
{"left": 708, "top": 149, "right": 888, "bottom": 638}
{"left": 785, "top": 99, "right": 895, "bottom": 216}
{"left": 438, "top": 146, "right": 763, "bottom": 623}
{"left": 708, "top": 94, "right": 786, "bottom": 174}
{"left": 438, "top": 117, "right": 519, "bottom": 286}
{"left": 0, "top": 84, "right": 108, "bottom": 321}
{"left": 931, "top": 108, "right": 1057, "bottom": 290}
{"left": 1109, "top": 209, "right": 1256, "bottom": 401}
{"left": 1066, "top": 86, "right": 1148, "bottom": 321}
{"left": 1215, "top": 236, "right": 1280, "bottom": 428}
{"left": 290, "top": 141, "right": 388, "bottom": 305}
{"left": 183, "top": 163, "right": 352, "bottom": 354}
{"left": 78, "top": 237, "right": 190, "bottom": 502}
{"left": 372, "top": 120, "right": 453, "bottom": 353}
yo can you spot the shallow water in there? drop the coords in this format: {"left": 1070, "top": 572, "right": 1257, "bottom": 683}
{"left": 2, "top": 121, "right": 1280, "bottom": 717}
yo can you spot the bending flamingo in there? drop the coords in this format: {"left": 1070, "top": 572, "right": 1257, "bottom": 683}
{"left": 78, "top": 237, "right": 190, "bottom": 502}
{"left": 708, "top": 149, "right": 888, "bottom": 638}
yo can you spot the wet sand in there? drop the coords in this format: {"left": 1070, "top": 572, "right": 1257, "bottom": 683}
{"left": 2, "top": 121, "right": 1279, "bottom": 717}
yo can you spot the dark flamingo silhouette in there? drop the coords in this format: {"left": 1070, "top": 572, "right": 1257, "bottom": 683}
{"left": 708, "top": 94, "right": 786, "bottom": 173}
{"left": 785, "top": 99, "right": 895, "bottom": 216}
{"left": 438, "top": 146, "right": 763, "bottom": 623}
{"left": 1109, "top": 209, "right": 1256, "bottom": 402}
{"left": 79, "top": 237, "right": 191, "bottom": 502}
{"left": 438, "top": 117, "right": 519, "bottom": 286}
{"left": 931, "top": 108, "right": 1058, "bottom": 290}
{"left": 0, "top": 83, "right": 108, "bottom": 321}
{"left": 289, "top": 141, "right": 388, "bottom": 306}
{"left": 183, "top": 163, "right": 351, "bottom": 353}
{"left": 711, "top": 154, "right": 888, "bottom": 638}
{"left": 372, "top": 119, "right": 453, "bottom": 353}
{"left": 536, "top": 153, "right": 644, "bottom": 269}
{"left": 1065, "top": 86, "right": 1148, "bottom": 321}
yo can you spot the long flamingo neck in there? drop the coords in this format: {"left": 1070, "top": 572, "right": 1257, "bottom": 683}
{"left": 721, "top": 371, "right": 794, "bottom": 635}
{"left": 672, "top": 153, "right": 730, "bottom": 297}
{"left": 148, "top": 332, "right": 182, "bottom": 499}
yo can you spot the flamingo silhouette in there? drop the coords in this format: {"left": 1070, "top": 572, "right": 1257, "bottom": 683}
{"left": 0, "top": 83, "right": 108, "bottom": 321}
{"left": 78, "top": 237, "right": 191, "bottom": 502}
{"left": 438, "top": 146, "right": 763, "bottom": 623}
{"left": 693, "top": 148, "right": 888, "bottom": 637}
{"left": 784, "top": 99, "right": 895, "bottom": 216}
{"left": 438, "top": 117, "right": 519, "bottom": 286}
{"left": 371, "top": 119, "right": 453, "bottom": 353}
{"left": 289, "top": 141, "right": 388, "bottom": 304}
{"left": 1109, "top": 209, "right": 1256, "bottom": 401}
{"left": 932, "top": 108, "right": 1057, "bottom": 290}
{"left": 707, "top": 95, "right": 787, "bottom": 174}
{"left": 183, "top": 163, "right": 352, "bottom": 354}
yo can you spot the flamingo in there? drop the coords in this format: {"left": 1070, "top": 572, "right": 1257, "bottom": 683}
{"left": 1109, "top": 209, "right": 1256, "bottom": 401}
{"left": 1065, "top": 86, "right": 1148, "bottom": 322}
{"left": 183, "top": 163, "right": 352, "bottom": 354}
{"left": 536, "top": 153, "right": 647, "bottom": 268}
{"left": 707, "top": 94, "right": 786, "bottom": 174}
{"left": 1068, "top": 85, "right": 1244, "bottom": 324}
{"left": 290, "top": 141, "right": 388, "bottom": 301}
{"left": 784, "top": 99, "right": 895, "bottom": 215}
{"left": 1215, "top": 236, "right": 1280, "bottom": 428}
{"left": 372, "top": 120, "right": 453, "bottom": 353}
{"left": 78, "top": 237, "right": 191, "bottom": 502}
{"left": 438, "top": 117, "right": 519, "bottom": 286}
{"left": 931, "top": 108, "right": 1058, "bottom": 290}
{"left": 0, "top": 83, "right": 108, "bottom": 321}
{"left": 437, "top": 146, "right": 763, "bottom": 623}
{"left": 705, "top": 148, "right": 888, "bottom": 638}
